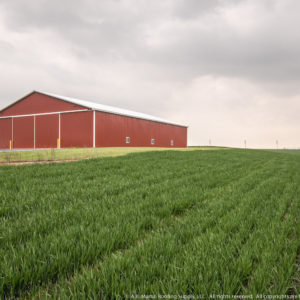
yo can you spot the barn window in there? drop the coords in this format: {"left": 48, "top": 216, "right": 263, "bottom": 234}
{"left": 171, "top": 140, "right": 174, "bottom": 146}
{"left": 151, "top": 138, "right": 155, "bottom": 145}
{"left": 126, "top": 137, "right": 130, "bottom": 144}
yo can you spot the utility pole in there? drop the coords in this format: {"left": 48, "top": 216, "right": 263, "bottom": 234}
{"left": 276, "top": 140, "right": 278, "bottom": 150}
{"left": 244, "top": 140, "right": 247, "bottom": 149}
{"left": 209, "top": 139, "right": 211, "bottom": 147}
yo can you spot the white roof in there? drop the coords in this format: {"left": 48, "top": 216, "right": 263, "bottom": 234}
{"left": 37, "top": 91, "right": 187, "bottom": 127}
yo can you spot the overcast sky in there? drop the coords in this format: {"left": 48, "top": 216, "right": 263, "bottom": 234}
{"left": 0, "top": 0, "right": 299, "bottom": 148}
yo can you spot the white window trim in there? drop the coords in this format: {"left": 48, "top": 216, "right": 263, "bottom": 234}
{"left": 151, "top": 138, "right": 155, "bottom": 145}
{"left": 126, "top": 136, "right": 130, "bottom": 144}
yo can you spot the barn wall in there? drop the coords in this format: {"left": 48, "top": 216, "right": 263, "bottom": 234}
{"left": 95, "top": 111, "right": 187, "bottom": 148}
{"left": 36, "top": 114, "right": 59, "bottom": 148}
{"left": 0, "top": 91, "right": 187, "bottom": 149}
{"left": 0, "top": 110, "right": 186, "bottom": 149}
{"left": 0, "top": 92, "right": 86, "bottom": 117}
{"left": 13, "top": 116, "right": 34, "bottom": 149}
{"left": 95, "top": 112, "right": 123, "bottom": 147}
{"left": 172, "top": 125, "right": 187, "bottom": 148}
{"left": 61, "top": 111, "right": 93, "bottom": 148}
{"left": 0, "top": 118, "right": 12, "bottom": 149}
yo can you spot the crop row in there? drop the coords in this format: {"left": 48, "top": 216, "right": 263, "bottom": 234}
{"left": 0, "top": 149, "right": 299, "bottom": 298}
{"left": 33, "top": 153, "right": 300, "bottom": 298}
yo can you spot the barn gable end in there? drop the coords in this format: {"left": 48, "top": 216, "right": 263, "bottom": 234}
{"left": 0, "top": 92, "right": 87, "bottom": 117}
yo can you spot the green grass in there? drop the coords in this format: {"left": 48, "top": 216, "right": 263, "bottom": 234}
{"left": 0, "top": 146, "right": 223, "bottom": 163}
{"left": 266, "top": 149, "right": 300, "bottom": 155}
{"left": 0, "top": 149, "right": 300, "bottom": 299}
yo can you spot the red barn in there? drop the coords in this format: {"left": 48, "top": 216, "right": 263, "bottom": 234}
{"left": 0, "top": 91, "right": 187, "bottom": 149}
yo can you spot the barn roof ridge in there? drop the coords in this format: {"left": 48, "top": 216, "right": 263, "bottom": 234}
{"left": 35, "top": 90, "right": 187, "bottom": 127}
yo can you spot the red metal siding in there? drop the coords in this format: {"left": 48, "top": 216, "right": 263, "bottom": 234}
{"left": 0, "top": 118, "right": 12, "bottom": 149}
{"left": 36, "top": 114, "right": 59, "bottom": 148}
{"left": 96, "top": 111, "right": 187, "bottom": 148}
{"left": 95, "top": 112, "right": 124, "bottom": 147}
{"left": 13, "top": 116, "right": 34, "bottom": 149}
{"left": 61, "top": 111, "right": 93, "bottom": 148}
{"left": 0, "top": 92, "right": 86, "bottom": 117}
{"left": 125, "top": 117, "right": 151, "bottom": 147}
{"left": 0, "top": 91, "right": 187, "bottom": 149}
{"left": 173, "top": 126, "right": 187, "bottom": 148}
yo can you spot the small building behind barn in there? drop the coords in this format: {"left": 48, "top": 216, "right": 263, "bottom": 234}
{"left": 0, "top": 91, "right": 187, "bottom": 149}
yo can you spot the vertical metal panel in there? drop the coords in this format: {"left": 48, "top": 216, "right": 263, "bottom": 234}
{"left": 35, "top": 114, "right": 59, "bottom": 148}
{"left": 61, "top": 111, "right": 93, "bottom": 148}
{"left": 0, "top": 118, "right": 12, "bottom": 149}
{"left": 13, "top": 116, "right": 34, "bottom": 149}
{"left": 96, "top": 111, "right": 187, "bottom": 148}
{"left": 58, "top": 113, "right": 61, "bottom": 148}
{"left": 0, "top": 92, "right": 86, "bottom": 117}
{"left": 173, "top": 125, "right": 187, "bottom": 148}
{"left": 93, "top": 110, "right": 95, "bottom": 148}
{"left": 95, "top": 112, "right": 125, "bottom": 147}
{"left": 131, "top": 117, "right": 151, "bottom": 147}
{"left": 34, "top": 115, "right": 36, "bottom": 149}
{"left": 12, "top": 118, "right": 14, "bottom": 145}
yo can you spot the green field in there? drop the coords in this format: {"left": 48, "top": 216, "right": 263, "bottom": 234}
{"left": 0, "top": 146, "right": 222, "bottom": 164}
{"left": 1, "top": 149, "right": 300, "bottom": 299}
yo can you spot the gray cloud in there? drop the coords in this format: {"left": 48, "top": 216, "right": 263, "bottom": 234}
{"left": 0, "top": 0, "right": 299, "bottom": 148}
{"left": 2, "top": 0, "right": 300, "bottom": 81}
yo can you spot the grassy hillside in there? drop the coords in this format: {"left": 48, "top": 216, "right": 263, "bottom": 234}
{"left": 0, "top": 149, "right": 300, "bottom": 298}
